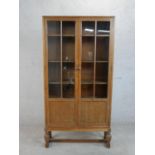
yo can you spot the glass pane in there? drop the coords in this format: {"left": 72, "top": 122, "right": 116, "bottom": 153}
{"left": 48, "top": 62, "right": 61, "bottom": 83}
{"left": 81, "top": 84, "right": 93, "bottom": 98}
{"left": 48, "top": 36, "right": 60, "bottom": 61}
{"left": 96, "top": 37, "right": 109, "bottom": 61}
{"left": 62, "top": 21, "right": 75, "bottom": 98}
{"left": 62, "top": 62, "right": 75, "bottom": 98}
{"left": 95, "top": 84, "right": 107, "bottom": 98}
{"left": 62, "top": 62, "right": 75, "bottom": 83}
{"left": 82, "top": 21, "right": 95, "bottom": 36}
{"left": 63, "top": 84, "right": 74, "bottom": 98}
{"left": 47, "top": 21, "right": 60, "bottom": 35}
{"left": 81, "top": 63, "right": 94, "bottom": 84}
{"left": 62, "top": 37, "right": 75, "bottom": 61}
{"left": 81, "top": 22, "right": 95, "bottom": 98}
{"left": 82, "top": 37, "right": 94, "bottom": 61}
{"left": 49, "top": 84, "right": 61, "bottom": 98}
{"left": 97, "top": 21, "right": 110, "bottom": 35}
{"left": 62, "top": 21, "right": 75, "bottom": 35}
{"left": 95, "top": 63, "right": 108, "bottom": 82}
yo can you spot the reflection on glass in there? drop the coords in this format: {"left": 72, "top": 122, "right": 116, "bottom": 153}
{"left": 97, "top": 30, "right": 109, "bottom": 33}
{"left": 84, "top": 28, "right": 94, "bottom": 33}
{"left": 97, "top": 21, "right": 110, "bottom": 35}
{"left": 82, "top": 22, "right": 95, "bottom": 35}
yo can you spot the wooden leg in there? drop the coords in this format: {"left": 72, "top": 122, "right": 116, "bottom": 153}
{"left": 104, "top": 130, "right": 112, "bottom": 148}
{"left": 44, "top": 129, "right": 50, "bottom": 148}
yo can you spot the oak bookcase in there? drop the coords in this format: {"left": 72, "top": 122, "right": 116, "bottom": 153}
{"left": 42, "top": 16, "right": 114, "bottom": 148}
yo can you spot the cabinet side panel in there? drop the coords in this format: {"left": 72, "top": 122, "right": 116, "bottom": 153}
{"left": 107, "top": 18, "right": 115, "bottom": 126}
{"left": 43, "top": 17, "right": 49, "bottom": 128}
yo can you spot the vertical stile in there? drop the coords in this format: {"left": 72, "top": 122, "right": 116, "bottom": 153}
{"left": 107, "top": 18, "right": 114, "bottom": 126}
{"left": 93, "top": 21, "right": 97, "bottom": 98}
{"left": 79, "top": 20, "right": 82, "bottom": 99}
{"left": 77, "top": 19, "right": 82, "bottom": 126}
{"left": 75, "top": 19, "right": 80, "bottom": 126}
{"left": 60, "top": 21, "right": 63, "bottom": 98}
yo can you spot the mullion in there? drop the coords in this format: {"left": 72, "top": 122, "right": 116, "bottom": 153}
{"left": 60, "top": 21, "right": 63, "bottom": 98}
{"left": 93, "top": 21, "right": 97, "bottom": 98}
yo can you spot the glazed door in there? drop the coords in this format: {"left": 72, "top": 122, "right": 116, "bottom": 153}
{"left": 78, "top": 20, "right": 111, "bottom": 127}
{"left": 47, "top": 20, "right": 77, "bottom": 99}
{"left": 46, "top": 19, "right": 79, "bottom": 127}
{"left": 45, "top": 18, "right": 111, "bottom": 128}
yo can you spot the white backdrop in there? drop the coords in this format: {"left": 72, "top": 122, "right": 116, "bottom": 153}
{"left": 19, "top": 0, "right": 135, "bottom": 126}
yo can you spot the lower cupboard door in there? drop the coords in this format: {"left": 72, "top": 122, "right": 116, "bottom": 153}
{"left": 79, "top": 101, "right": 107, "bottom": 127}
{"left": 48, "top": 101, "right": 76, "bottom": 128}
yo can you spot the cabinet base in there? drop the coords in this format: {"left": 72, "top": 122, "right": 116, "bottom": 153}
{"left": 44, "top": 129, "right": 112, "bottom": 148}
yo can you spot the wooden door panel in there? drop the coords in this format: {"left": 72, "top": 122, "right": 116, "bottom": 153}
{"left": 79, "top": 101, "right": 107, "bottom": 127}
{"left": 48, "top": 101, "right": 76, "bottom": 127}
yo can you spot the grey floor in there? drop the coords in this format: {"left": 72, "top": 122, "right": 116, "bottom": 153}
{"left": 20, "top": 123, "right": 135, "bottom": 155}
